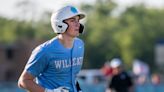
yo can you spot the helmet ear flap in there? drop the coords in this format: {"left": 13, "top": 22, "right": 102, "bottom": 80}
{"left": 55, "top": 21, "right": 68, "bottom": 33}
{"left": 79, "top": 24, "right": 84, "bottom": 33}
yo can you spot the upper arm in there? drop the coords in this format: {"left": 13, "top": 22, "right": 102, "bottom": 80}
{"left": 18, "top": 70, "right": 45, "bottom": 92}
{"left": 18, "top": 70, "right": 35, "bottom": 88}
{"left": 109, "top": 77, "right": 115, "bottom": 88}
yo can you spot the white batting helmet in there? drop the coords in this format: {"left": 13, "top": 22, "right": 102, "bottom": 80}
{"left": 51, "top": 5, "right": 85, "bottom": 34}
{"left": 110, "top": 58, "right": 122, "bottom": 68}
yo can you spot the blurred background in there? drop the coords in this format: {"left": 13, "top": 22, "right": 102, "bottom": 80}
{"left": 0, "top": 0, "right": 164, "bottom": 92}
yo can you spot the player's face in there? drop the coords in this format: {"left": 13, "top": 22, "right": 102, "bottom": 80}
{"left": 112, "top": 67, "right": 122, "bottom": 75}
{"left": 64, "top": 16, "right": 80, "bottom": 38}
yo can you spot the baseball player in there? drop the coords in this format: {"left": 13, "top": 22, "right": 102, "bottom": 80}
{"left": 106, "top": 58, "right": 133, "bottom": 92}
{"left": 18, "top": 5, "right": 86, "bottom": 92}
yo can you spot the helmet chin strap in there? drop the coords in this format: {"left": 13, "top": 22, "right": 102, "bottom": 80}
{"left": 79, "top": 24, "right": 84, "bottom": 33}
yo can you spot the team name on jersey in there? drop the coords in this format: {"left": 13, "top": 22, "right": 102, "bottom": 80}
{"left": 54, "top": 57, "right": 83, "bottom": 69}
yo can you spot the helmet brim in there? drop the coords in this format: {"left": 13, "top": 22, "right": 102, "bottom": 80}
{"left": 65, "top": 13, "right": 85, "bottom": 20}
{"left": 78, "top": 13, "right": 85, "bottom": 19}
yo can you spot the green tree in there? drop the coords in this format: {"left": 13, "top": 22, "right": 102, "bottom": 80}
{"left": 81, "top": 0, "right": 164, "bottom": 70}
{"left": 81, "top": 0, "right": 119, "bottom": 68}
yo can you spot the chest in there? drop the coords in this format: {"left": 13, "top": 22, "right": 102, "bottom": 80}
{"left": 47, "top": 48, "right": 84, "bottom": 74}
{"left": 114, "top": 73, "right": 129, "bottom": 83}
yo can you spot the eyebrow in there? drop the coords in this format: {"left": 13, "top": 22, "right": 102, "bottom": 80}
{"left": 69, "top": 18, "right": 75, "bottom": 20}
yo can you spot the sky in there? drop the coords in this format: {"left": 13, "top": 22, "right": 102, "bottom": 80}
{"left": 0, "top": 0, "right": 163, "bottom": 20}
{"left": 0, "top": 0, "right": 95, "bottom": 19}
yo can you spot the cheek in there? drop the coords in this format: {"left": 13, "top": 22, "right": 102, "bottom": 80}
{"left": 68, "top": 24, "right": 75, "bottom": 30}
{"left": 67, "top": 26, "right": 73, "bottom": 31}
{"left": 67, "top": 23, "right": 72, "bottom": 28}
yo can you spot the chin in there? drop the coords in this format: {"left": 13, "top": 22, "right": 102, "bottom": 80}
{"left": 76, "top": 33, "right": 80, "bottom": 36}
{"left": 71, "top": 34, "right": 79, "bottom": 38}
{"left": 74, "top": 32, "right": 80, "bottom": 36}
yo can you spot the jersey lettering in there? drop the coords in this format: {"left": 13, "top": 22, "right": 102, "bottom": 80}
{"left": 54, "top": 57, "right": 83, "bottom": 69}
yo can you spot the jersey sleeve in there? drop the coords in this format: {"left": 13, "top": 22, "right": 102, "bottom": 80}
{"left": 109, "top": 77, "right": 115, "bottom": 89}
{"left": 24, "top": 47, "right": 48, "bottom": 77}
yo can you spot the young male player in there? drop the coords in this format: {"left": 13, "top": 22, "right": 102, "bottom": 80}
{"left": 18, "top": 5, "right": 86, "bottom": 92}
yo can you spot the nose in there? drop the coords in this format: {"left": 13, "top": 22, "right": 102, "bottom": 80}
{"left": 75, "top": 20, "right": 80, "bottom": 28}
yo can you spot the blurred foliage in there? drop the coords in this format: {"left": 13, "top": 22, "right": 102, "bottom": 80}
{"left": 0, "top": 11, "right": 54, "bottom": 44}
{"left": 80, "top": 0, "right": 164, "bottom": 70}
{"left": 0, "top": 0, "right": 164, "bottom": 71}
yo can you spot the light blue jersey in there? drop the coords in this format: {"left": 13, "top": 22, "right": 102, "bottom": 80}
{"left": 25, "top": 37, "right": 84, "bottom": 92}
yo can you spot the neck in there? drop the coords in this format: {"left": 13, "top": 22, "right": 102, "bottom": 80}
{"left": 58, "top": 34, "right": 74, "bottom": 49}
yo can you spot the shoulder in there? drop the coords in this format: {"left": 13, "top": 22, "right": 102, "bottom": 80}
{"left": 32, "top": 37, "right": 58, "bottom": 56}
{"left": 121, "top": 71, "right": 132, "bottom": 79}
{"left": 74, "top": 38, "right": 84, "bottom": 45}
{"left": 122, "top": 71, "right": 130, "bottom": 76}
{"left": 31, "top": 44, "right": 47, "bottom": 58}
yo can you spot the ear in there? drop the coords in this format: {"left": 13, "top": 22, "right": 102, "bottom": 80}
{"left": 79, "top": 24, "right": 84, "bottom": 33}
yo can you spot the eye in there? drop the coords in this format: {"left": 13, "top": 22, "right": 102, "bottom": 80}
{"left": 70, "top": 19, "right": 75, "bottom": 22}
{"left": 66, "top": 17, "right": 79, "bottom": 23}
{"left": 72, "top": 19, "right": 79, "bottom": 23}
